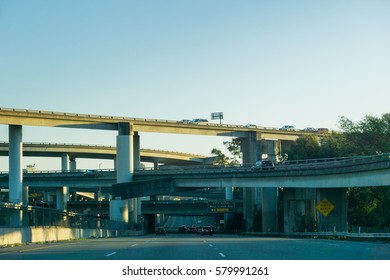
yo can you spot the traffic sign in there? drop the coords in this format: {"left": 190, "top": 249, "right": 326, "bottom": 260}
{"left": 211, "top": 112, "right": 223, "bottom": 124}
{"left": 316, "top": 198, "right": 335, "bottom": 217}
{"left": 208, "top": 201, "right": 234, "bottom": 213}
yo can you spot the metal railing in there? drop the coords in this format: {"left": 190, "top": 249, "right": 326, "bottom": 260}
{"left": 1, "top": 153, "right": 388, "bottom": 177}
{"left": 135, "top": 153, "right": 390, "bottom": 175}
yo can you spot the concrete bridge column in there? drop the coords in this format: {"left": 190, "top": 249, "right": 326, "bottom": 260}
{"left": 133, "top": 132, "right": 140, "bottom": 170}
{"left": 133, "top": 132, "right": 142, "bottom": 228}
{"left": 261, "top": 139, "right": 280, "bottom": 232}
{"left": 8, "top": 125, "right": 23, "bottom": 204}
{"left": 57, "top": 153, "right": 70, "bottom": 211}
{"left": 240, "top": 132, "right": 261, "bottom": 231}
{"left": 262, "top": 139, "right": 280, "bottom": 161}
{"left": 56, "top": 186, "right": 68, "bottom": 211}
{"left": 22, "top": 186, "right": 29, "bottom": 205}
{"left": 316, "top": 188, "right": 348, "bottom": 232}
{"left": 110, "top": 122, "right": 137, "bottom": 228}
{"left": 224, "top": 186, "right": 234, "bottom": 228}
{"left": 69, "top": 157, "right": 77, "bottom": 171}
{"left": 262, "top": 187, "right": 278, "bottom": 232}
{"left": 8, "top": 125, "right": 24, "bottom": 227}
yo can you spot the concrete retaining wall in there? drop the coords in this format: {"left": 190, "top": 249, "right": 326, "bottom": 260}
{"left": 0, "top": 227, "right": 139, "bottom": 246}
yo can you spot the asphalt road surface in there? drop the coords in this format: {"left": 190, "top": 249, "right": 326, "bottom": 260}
{"left": 0, "top": 234, "right": 389, "bottom": 260}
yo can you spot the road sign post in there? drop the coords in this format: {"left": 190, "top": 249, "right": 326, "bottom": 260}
{"left": 208, "top": 200, "right": 234, "bottom": 213}
{"left": 211, "top": 112, "right": 223, "bottom": 125}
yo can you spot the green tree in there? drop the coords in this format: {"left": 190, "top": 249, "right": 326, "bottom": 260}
{"left": 338, "top": 113, "right": 390, "bottom": 229}
{"left": 211, "top": 148, "right": 229, "bottom": 166}
{"left": 211, "top": 138, "right": 242, "bottom": 166}
{"left": 339, "top": 113, "right": 390, "bottom": 155}
{"left": 285, "top": 113, "right": 390, "bottom": 230}
{"left": 285, "top": 134, "right": 321, "bottom": 160}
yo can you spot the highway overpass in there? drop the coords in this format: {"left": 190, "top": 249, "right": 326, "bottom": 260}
{"left": 0, "top": 142, "right": 209, "bottom": 166}
{"left": 0, "top": 107, "right": 310, "bottom": 139}
{"left": 1, "top": 153, "right": 389, "bottom": 233}
{"left": 0, "top": 107, "right": 316, "bottom": 230}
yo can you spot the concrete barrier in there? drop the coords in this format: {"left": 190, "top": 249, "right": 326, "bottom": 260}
{"left": 0, "top": 227, "right": 141, "bottom": 246}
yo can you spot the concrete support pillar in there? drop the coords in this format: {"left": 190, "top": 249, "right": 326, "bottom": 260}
{"left": 154, "top": 161, "right": 159, "bottom": 170}
{"left": 262, "top": 187, "right": 278, "bottom": 232}
{"left": 116, "top": 123, "right": 133, "bottom": 182}
{"left": 133, "top": 132, "right": 141, "bottom": 223}
{"left": 8, "top": 125, "right": 23, "bottom": 204}
{"left": 283, "top": 188, "right": 317, "bottom": 233}
{"left": 240, "top": 132, "right": 261, "bottom": 231}
{"left": 60, "top": 153, "right": 69, "bottom": 211}
{"left": 133, "top": 132, "right": 140, "bottom": 170}
{"left": 109, "top": 199, "right": 129, "bottom": 223}
{"left": 224, "top": 186, "right": 234, "bottom": 228}
{"left": 261, "top": 139, "right": 279, "bottom": 232}
{"left": 316, "top": 188, "right": 348, "bottom": 232}
{"left": 8, "top": 125, "right": 23, "bottom": 226}
{"left": 110, "top": 122, "right": 138, "bottom": 227}
{"left": 61, "top": 153, "right": 70, "bottom": 171}
{"left": 22, "top": 186, "right": 29, "bottom": 205}
{"left": 69, "top": 157, "right": 77, "bottom": 171}
{"left": 56, "top": 186, "right": 68, "bottom": 211}
{"left": 263, "top": 139, "right": 279, "bottom": 161}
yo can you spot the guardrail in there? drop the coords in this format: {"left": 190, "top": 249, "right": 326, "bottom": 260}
{"left": 1, "top": 153, "right": 389, "bottom": 177}
{"left": 135, "top": 153, "right": 390, "bottom": 175}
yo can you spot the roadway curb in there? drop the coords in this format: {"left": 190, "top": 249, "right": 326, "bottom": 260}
{"left": 242, "top": 232, "right": 390, "bottom": 242}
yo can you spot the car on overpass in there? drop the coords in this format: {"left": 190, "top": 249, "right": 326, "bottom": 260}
{"left": 189, "top": 118, "right": 208, "bottom": 124}
{"left": 280, "top": 125, "right": 295, "bottom": 131}
{"left": 252, "top": 160, "right": 275, "bottom": 170}
{"left": 303, "top": 127, "right": 316, "bottom": 132}
{"left": 244, "top": 124, "right": 257, "bottom": 129}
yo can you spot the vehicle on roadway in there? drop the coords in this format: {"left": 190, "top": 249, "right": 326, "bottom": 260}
{"left": 280, "top": 125, "right": 295, "bottom": 131}
{"left": 303, "top": 127, "right": 316, "bottom": 132}
{"left": 155, "top": 227, "right": 166, "bottom": 236}
{"left": 189, "top": 118, "right": 208, "bottom": 124}
{"left": 200, "top": 226, "right": 213, "bottom": 236}
{"left": 244, "top": 124, "right": 257, "bottom": 128}
{"left": 83, "top": 169, "right": 100, "bottom": 176}
{"left": 178, "top": 225, "right": 188, "bottom": 233}
{"left": 187, "top": 225, "right": 199, "bottom": 233}
{"left": 252, "top": 160, "right": 275, "bottom": 170}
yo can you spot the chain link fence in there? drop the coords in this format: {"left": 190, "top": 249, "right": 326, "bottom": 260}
{"left": 0, "top": 202, "right": 128, "bottom": 230}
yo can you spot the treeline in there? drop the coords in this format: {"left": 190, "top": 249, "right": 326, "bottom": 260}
{"left": 285, "top": 113, "right": 390, "bottom": 229}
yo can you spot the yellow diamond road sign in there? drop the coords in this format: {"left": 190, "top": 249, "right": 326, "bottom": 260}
{"left": 316, "top": 198, "right": 335, "bottom": 217}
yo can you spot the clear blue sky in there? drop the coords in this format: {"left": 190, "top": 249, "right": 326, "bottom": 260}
{"left": 0, "top": 0, "right": 389, "bottom": 170}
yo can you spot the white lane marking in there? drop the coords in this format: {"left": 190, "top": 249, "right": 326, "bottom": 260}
{"left": 105, "top": 252, "right": 117, "bottom": 257}
{"left": 219, "top": 253, "right": 226, "bottom": 258}
{"left": 131, "top": 244, "right": 137, "bottom": 247}
{"left": 209, "top": 244, "right": 214, "bottom": 247}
